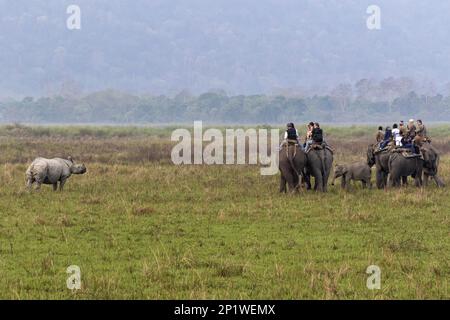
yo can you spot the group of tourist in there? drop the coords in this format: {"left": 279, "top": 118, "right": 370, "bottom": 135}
{"left": 281, "top": 119, "right": 430, "bottom": 155}
{"left": 282, "top": 122, "right": 324, "bottom": 152}
{"left": 376, "top": 119, "right": 428, "bottom": 154}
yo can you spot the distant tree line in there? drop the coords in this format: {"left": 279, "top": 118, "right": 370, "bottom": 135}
{"left": 1, "top": 84, "right": 450, "bottom": 124}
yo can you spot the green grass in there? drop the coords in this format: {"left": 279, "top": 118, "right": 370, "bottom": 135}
{"left": 0, "top": 160, "right": 448, "bottom": 299}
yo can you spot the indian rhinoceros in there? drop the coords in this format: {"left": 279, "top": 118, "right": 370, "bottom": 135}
{"left": 26, "top": 157, "right": 87, "bottom": 191}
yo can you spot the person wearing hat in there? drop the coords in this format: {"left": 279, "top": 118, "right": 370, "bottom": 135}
{"left": 407, "top": 119, "right": 417, "bottom": 139}
{"left": 399, "top": 120, "right": 407, "bottom": 138}
{"left": 400, "top": 119, "right": 419, "bottom": 154}
{"left": 416, "top": 119, "right": 428, "bottom": 140}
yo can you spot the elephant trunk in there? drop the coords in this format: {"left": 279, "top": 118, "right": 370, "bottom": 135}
{"left": 331, "top": 172, "right": 341, "bottom": 186}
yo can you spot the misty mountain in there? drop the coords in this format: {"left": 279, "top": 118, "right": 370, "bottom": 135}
{"left": 1, "top": 0, "right": 450, "bottom": 98}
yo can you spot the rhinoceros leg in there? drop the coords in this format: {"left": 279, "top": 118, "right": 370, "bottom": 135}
{"left": 52, "top": 183, "right": 58, "bottom": 191}
{"left": 59, "top": 178, "right": 68, "bottom": 191}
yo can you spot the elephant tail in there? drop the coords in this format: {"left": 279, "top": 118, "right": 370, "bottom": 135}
{"left": 388, "top": 152, "right": 395, "bottom": 173}
{"left": 287, "top": 145, "right": 300, "bottom": 177}
{"left": 436, "top": 154, "right": 440, "bottom": 174}
{"left": 319, "top": 149, "right": 326, "bottom": 176}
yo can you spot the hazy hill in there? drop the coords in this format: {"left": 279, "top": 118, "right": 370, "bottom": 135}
{"left": 2, "top": 0, "right": 450, "bottom": 97}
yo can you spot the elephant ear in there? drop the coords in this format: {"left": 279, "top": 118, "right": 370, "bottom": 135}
{"left": 342, "top": 166, "right": 349, "bottom": 174}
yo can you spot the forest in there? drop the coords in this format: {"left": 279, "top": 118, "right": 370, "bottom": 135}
{"left": 1, "top": 77, "right": 449, "bottom": 124}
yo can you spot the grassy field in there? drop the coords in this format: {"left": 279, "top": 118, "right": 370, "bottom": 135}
{"left": 0, "top": 125, "right": 448, "bottom": 299}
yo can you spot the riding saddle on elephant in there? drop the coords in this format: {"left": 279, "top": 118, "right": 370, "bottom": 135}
{"left": 308, "top": 142, "right": 335, "bottom": 154}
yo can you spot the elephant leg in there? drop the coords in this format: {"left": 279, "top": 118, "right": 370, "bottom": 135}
{"left": 361, "top": 180, "right": 367, "bottom": 189}
{"left": 293, "top": 173, "right": 300, "bottom": 192}
{"left": 344, "top": 177, "right": 351, "bottom": 191}
{"left": 340, "top": 176, "right": 346, "bottom": 189}
{"left": 395, "top": 174, "right": 403, "bottom": 188}
{"left": 322, "top": 162, "right": 331, "bottom": 192}
{"left": 284, "top": 171, "right": 297, "bottom": 193}
{"left": 299, "top": 174, "right": 306, "bottom": 189}
{"left": 52, "top": 183, "right": 58, "bottom": 191}
{"left": 401, "top": 176, "right": 408, "bottom": 186}
{"left": 423, "top": 173, "right": 429, "bottom": 187}
{"left": 304, "top": 172, "right": 312, "bottom": 190}
{"left": 416, "top": 171, "right": 423, "bottom": 187}
{"left": 279, "top": 174, "right": 287, "bottom": 193}
{"left": 383, "top": 172, "right": 389, "bottom": 188}
{"left": 376, "top": 170, "right": 383, "bottom": 189}
{"left": 388, "top": 174, "right": 394, "bottom": 188}
{"left": 434, "top": 175, "right": 445, "bottom": 187}
{"left": 323, "top": 171, "right": 330, "bottom": 192}
{"left": 312, "top": 168, "right": 324, "bottom": 192}
{"left": 393, "top": 177, "right": 400, "bottom": 188}
{"left": 414, "top": 176, "right": 421, "bottom": 187}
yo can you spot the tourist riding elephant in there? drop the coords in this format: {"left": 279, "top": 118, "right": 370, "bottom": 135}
{"left": 331, "top": 162, "right": 372, "bottom": 190}
{"left": 279, "top": 144, "right": 333, "bottom": 193}
{"left": 279, "top": 144, "right": 307, "bottom": 193}
{"left": 421, "top": 142, "right": 445, "bottom": 187}
{"left": 388, "top": 153, "right": 423, "bottom": 187}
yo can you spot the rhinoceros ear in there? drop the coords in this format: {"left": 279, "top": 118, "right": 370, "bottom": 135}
{"left": 68, "top": 156, "right": 73, "bottom": 162}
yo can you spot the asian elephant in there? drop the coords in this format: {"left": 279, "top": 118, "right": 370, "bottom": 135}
{"left": 305, "top": 147, "right": 334, "bottom": 192}
{"left": 367, "top": 144, "right": 391, "bottom": 189}
{"left": 331, "top": 162, "right": 372, "bottom": 190}
{"left": 388, "top": 153, "right": 423, "bottom": 187}
{"left": 421, "top": 142, "right": 445, "bottom": 187}
{"left": 279, "top": 144, "right": 307, "bottom": 193}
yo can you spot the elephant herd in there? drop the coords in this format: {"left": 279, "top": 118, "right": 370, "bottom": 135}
{"left": 279, "top": 141, "right": 445, "bottom": 193}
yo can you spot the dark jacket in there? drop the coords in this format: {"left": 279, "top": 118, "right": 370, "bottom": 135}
{"left": 286, "top": 127, "right": 298, "bottom": 140}
{"left": 383, "top": 129, "right": 392, "bottom": 141}
{"left": 312, "top": 128, "right": 323, "bottom": 143}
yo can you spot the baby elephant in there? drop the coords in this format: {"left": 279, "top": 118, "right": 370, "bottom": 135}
{"left": 332, "top": 162, "right": 372, "bottom": 190}
{"left": 26, "top": 157, "right": 87, "bottom": 191}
